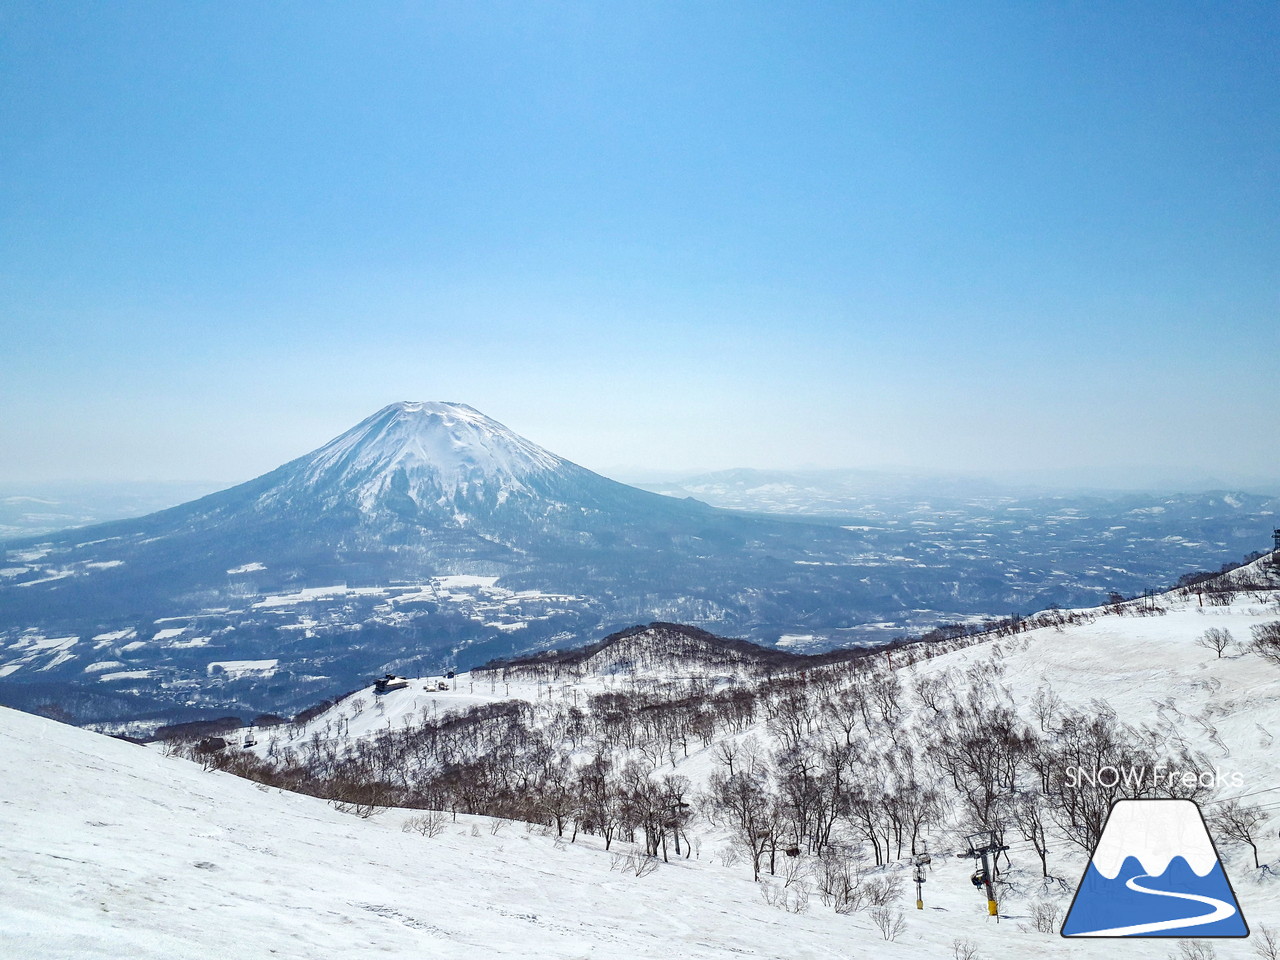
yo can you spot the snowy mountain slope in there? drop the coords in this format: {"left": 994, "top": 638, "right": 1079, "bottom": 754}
{"left": 280, "top": 401, "right": 568, "bottom": 506}
{"left": 0, "top": 703, "right": 1113, "bottom": 960}
{"left": 905, "top": 562, "right": 1280, "bottom": 794}
{"left": 5, "top": 565, "right": 1280, "bottom": 958}
{"left": 0, "top": 703, "right": 852, "bottom": 960}
{"left": 243, "top": 623, "right": 855, "bottom": 761}
{"left": 239, "top": 560, "right": 1280, "bottom": 954}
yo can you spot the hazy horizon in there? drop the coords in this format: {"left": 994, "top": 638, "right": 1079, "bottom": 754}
{"left": 0, "top": 399, "right": 1278, "bottom": 495}
{"left": 3, "top": 445, "right": 1278, "bottom": 500}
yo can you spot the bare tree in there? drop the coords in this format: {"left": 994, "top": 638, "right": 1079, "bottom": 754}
{"left": 912, "top": 675, "right": 949, "bottom": 717}
{"left": 816, "top": 845, "right": 871, "bottom": 914}
{"left": 869, "top": 906, "right": 906, "bottom": 941}
{"left": 402, "top": 810, "right": 448, "bottom": 837}
{"left": 1030, "top": 684, "right": 1063, "bottom": 732}
{"left": 1044, "top": 708, "right": 1141, "bottom": 852}
{"left": 575, "top": 753, "right": 621, "bottom": 849}
{"left": 660, "top": 774, "right": 695, "bottom": 859}
{"left": 1253, "top": 923, "right": 1280, "bottom": 960}
{"left": 1210, "top": 799, "right": 1269, "bottom": 869}
{"left": 1030, "top": 899, "right": 1061, "bottom": 934}
{"left": 932, "top": 693, "right": 1030, "bottom": 835}
{"left": 1011, "top": 787, "right": 1054, "bottom": 878}
{"left": 713, "top": 739, "right": 741, "bottom": 777}
{"left": 1251, "top": 622, "right": 1280, "bottom": 666}
{"left": 704, "top": 770, "right": 779, "bottom": 881}
{"left": 768, "top": 687, "right": 818, "bottom": 751}
{"left": 1196, "top": 628, "right": 1235, "bottom": 659}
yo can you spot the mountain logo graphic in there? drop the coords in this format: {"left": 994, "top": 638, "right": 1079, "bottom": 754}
{"left": 1061, "top": 799, "right": 1248, "bottom": 937}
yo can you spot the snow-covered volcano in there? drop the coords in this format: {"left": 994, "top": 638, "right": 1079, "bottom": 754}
{"left": 225, "top": 400, "right": 715, "bottom": 537}
{"left": 0, "top": 403, "right": 903, "bottom": 719}
{"left": 0, "top": 399, "right": 740, "bottom": 620}
{"left": 268, "top": 402, "right": 575, "bottom": 513}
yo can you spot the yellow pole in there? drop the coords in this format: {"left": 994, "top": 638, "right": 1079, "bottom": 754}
{"left": 987, "top": 899, "right": 998, "bottom": 916}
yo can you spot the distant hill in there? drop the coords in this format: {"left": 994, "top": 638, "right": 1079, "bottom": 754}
{"left": 476, "top": 622, "right": 828, "bottom": 680}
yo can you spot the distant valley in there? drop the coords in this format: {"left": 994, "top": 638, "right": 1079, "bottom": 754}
{"left": 638, "top": 468, "right": 1279, "bottom": 615}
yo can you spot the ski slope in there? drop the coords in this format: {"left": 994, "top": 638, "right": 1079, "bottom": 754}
{"left": 3, "top": 572, "right": 1279, "bottom": 958}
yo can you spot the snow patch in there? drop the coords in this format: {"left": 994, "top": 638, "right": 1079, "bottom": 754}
{"left": 84, "top": 661, "right": 126, "bottom": 674}
{"left": 16, "top": 573, "right": 71, "bottom": 586}
{"left": 207, "top": 659, "right": 279, "bottom": 678}
{"left": 254, "top": 585, "right": 387, "bottom": 608}
{"left": 39, "top": 651, "right": 76, "bottom": 671}
{"left": 8, "top": 547, "right": 50, "bottom": 562}
{"left": 434, "top": 575, "right": 500, "bottom": 590}
{"left": 775, "top": 634, "right": 816, "bottom": 648}
{"left": 169, "top": 636, "right": 211, "bottom": 649}
{"left": 92, "top": 629, "right": 136, "bottom": 644}
{"left": 12, "top": 635, "right": 77, "bottom": 653}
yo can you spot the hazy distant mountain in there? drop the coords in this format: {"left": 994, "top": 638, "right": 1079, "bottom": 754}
{"left": 0, "top": 481, "right": 228, "bottom": 540}
{"left": 637, "top": 467, "right": 1280, "bottom": 514}
{"left": 635, "top": 467, "right": 1012, "bottom": 512}
{"left": 2, "top": 403, "right": 1274, "bottom": 724}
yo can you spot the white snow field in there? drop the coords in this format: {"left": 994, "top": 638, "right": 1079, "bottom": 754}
{"left": 3, "top": 569, "right": 1279, "bottom": 958}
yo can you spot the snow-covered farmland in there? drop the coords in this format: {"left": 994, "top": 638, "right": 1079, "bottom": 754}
{"left": 207, "top": 659, "right": 279, "bottom": 679}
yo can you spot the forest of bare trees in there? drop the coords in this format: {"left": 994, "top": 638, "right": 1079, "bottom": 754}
{"left": 176, "top": 601, "right": 1276, "bottom": 914}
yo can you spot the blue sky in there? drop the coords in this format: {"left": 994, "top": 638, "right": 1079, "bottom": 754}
{"left": 2, "top": 1, "right": 1276, "bottom": 486}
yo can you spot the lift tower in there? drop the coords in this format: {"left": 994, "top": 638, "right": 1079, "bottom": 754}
{"left": 961, "top": 830, "right": 1008, "bottom": 918}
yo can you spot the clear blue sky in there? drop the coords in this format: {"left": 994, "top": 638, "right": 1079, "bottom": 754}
{"left": 2, "top": 1, "right": 1276, "bottom": 486}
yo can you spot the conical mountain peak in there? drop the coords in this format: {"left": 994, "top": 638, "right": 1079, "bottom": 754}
{"left": 379, "top": 400, "right": 484, "bottom": 420}
{"left": 278, "top": 401, "right": 574, "bottom": 510}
